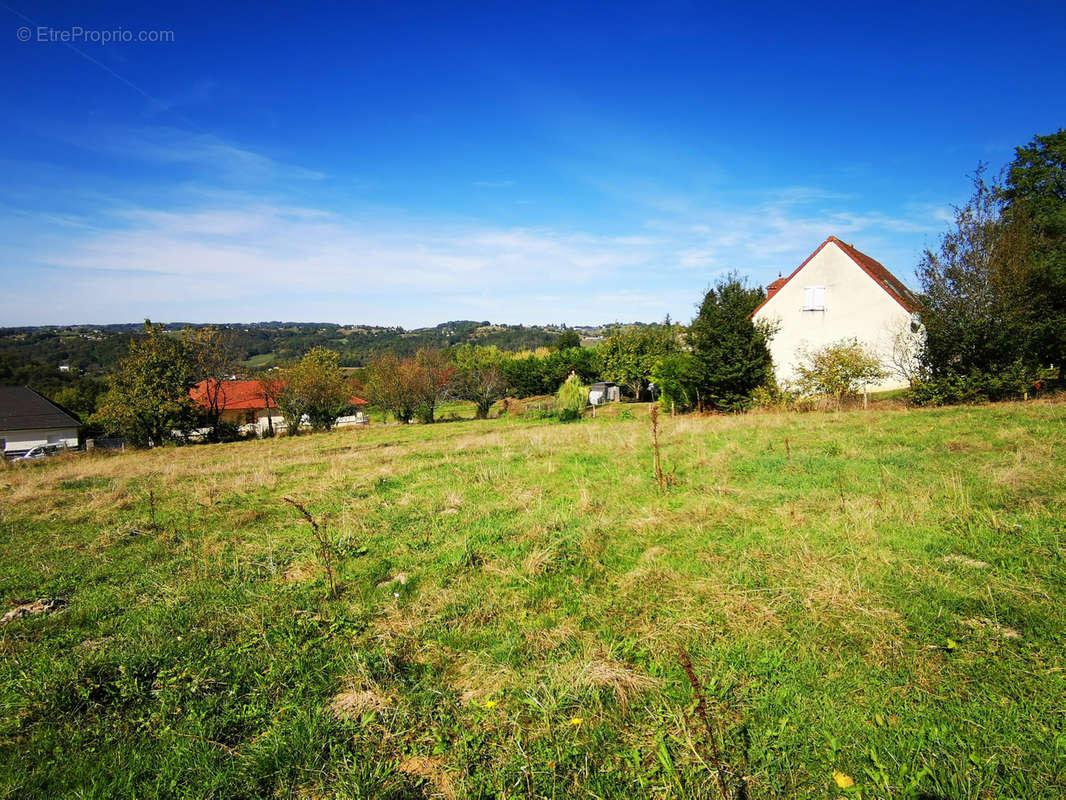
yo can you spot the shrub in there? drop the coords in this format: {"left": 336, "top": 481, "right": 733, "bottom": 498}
{"left": 907, "top": 361, "right": 1040, "bottom": 406}
{"left": 750, "top": 382, "right": 801, "bottom": 412}
{"left": 555, "top": 373, "right": 588, "bottom": 421}
{"left": 795, "top": 339, "right": 886, "bottom": 406}
{"left": 214, "top": 421, "right": 243, "bottom": 442}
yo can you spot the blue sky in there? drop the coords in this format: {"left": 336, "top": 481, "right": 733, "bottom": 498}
{"left": 2, "top": 1, "right": 1064, "bottom": 327}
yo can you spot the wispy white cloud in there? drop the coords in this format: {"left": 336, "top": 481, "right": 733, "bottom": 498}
{"left": 65, "top": 125, "right": 326, "bottom": 183}
{"left": 644, "top": 192, "right": 946, "bottom": 279}
{"left": 0, "top": 122, "right": 951, "bottom": 326}
{"left": 3, "top": 184, "right": 946, "bottom": 326}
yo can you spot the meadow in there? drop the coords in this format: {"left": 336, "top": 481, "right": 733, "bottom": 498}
{"left": 1, "top": 401, "right": 1064, "bottom": 798}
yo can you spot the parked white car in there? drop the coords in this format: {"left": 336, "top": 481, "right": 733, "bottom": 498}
{"left": 16, "top": 444, "right": 66, "bottom": 461}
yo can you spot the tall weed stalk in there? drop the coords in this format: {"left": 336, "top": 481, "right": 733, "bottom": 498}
{"left": 283, "top": 497, "right": 338, "bottom": 599}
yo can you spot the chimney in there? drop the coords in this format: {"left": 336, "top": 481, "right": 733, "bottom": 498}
{"left": 765, "top": 273, "right": 786, "bottom": 300}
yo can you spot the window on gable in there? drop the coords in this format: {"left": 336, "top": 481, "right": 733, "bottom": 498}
{"left": 803, "top": 286, "right": 825, "bottom": 311}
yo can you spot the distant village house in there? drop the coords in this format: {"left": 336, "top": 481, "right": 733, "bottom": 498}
{"left": 0, "top": 386, "right": 80, "bottom": 458}
{"left": 190, "top": 379, "right": 369, "bottom": 436}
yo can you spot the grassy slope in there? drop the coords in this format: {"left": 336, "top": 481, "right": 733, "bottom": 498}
{"left": 1, "top": 402, "right": 1064, "bottom": 799}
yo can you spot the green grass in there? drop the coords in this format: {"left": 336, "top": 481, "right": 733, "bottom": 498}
{"left": 241, "top": 353, "right": 275, "bottom": 368}
{"left": 1, "top": 401, "right": 1064, "bottom": 798}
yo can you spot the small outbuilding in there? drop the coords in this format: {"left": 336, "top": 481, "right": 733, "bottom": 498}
{"left": 588, "top": 381, "right": 621, "bottom": 405}
{"left": 0, "top": 386, "right": 81, "bottom": 458}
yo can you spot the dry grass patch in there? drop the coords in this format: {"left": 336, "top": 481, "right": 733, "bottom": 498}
{"left": 229, "top": 508, "right": 265, "bottom": 528}
{"left": 1, "top": 597, "right": 66, "bottom": 624}
{"left": 283, "top": 562, "right": 320, "bottom": 582}
{"left": 575, "top": 657, "right": 660, "bottom": 709}
{"left": 329, "top": 686, "right": 389, "bottom": 720}
{"left": 712, "top": 590, "right": 785, "bottom": 636}
{"left": 960, "top": 617, "right": 1022, "bottom": 639}
{"left": 616, "top": 564, "right": 687, "bottom": 603}
{"left": 397, "top": 755, "right": 457, "bottom": 799}
{"left": 523, "top": 622, "right": 583, "bottom": 657}
{"left": 452, "top": 654, "right": 520, "bottom": 705}
{"left": 522, "top": 545, "right": 556, "bottom": 576}
{"left": 942, "top": 554, "right": 991, "bottom": 569}
{"left": 640, "top": 545, "right": 668, "bottom": 560}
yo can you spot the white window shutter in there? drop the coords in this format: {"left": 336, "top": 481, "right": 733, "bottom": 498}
{"left": 804, "top": 286, "right": 825, "bottom": 310}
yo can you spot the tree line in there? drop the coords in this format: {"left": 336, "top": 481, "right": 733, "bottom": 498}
{"left": 81, "top": 287, "right": 778, "bottom": 447}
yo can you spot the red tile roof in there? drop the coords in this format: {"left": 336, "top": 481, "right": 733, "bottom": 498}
{"left": 750, "top": 236, "right": 921, "bottom": 318}
{"left": 191, "top": 380, "right": 274, "bottom": 411}
{"left": 190, "top": 379, "right": 367, "bottom": 411}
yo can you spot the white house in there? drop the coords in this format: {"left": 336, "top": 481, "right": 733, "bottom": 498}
{"left": 0, "top": 386, "right": 81, "bottom": 457}
{"left": 752, "top": 236, "right": 921, "bottom": 392}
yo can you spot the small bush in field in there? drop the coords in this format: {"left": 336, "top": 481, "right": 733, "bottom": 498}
{"left": 555, "top": 373, "right": 588, "bottom": 421}
{"left": 750, "top": 381, "right": 801, "bottom": 412}
{"left": 796, "top": 338, "right": 886, "bottom": 405}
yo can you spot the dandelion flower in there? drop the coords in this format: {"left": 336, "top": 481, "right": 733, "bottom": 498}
{"left": 833, "top": 771, "right": 854, "bottom": 789}
{"left": 569, "top": 717, "right": 582, "bottom": 726}
{"left": 484, "top": 700, "right": 497, "bottom": 709}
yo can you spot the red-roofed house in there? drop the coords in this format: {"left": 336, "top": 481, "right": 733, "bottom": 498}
{"left": 752, "top": 237, "right": 922, "bottom": 391}
{"left": 190, "top": 379, "right": 368, "bottom": 435}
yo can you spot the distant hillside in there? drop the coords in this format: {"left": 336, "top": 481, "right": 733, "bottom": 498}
{"left": 0, "top": 320, "right": 626, "bottom": 375}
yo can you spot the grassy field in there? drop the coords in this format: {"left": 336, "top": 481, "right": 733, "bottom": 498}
{"left": 1, "top": 401, "right": 1064, "bottom": 798}
{"left": 241, "top": 353, "right": 276, "bottom": 368}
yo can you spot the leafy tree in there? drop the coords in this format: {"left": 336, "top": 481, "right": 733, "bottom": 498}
{"left": 553, "top": 330, "right": 581, "bottom": 350}
{"left": 49, "top": 381, "right": 106, "bottom": 424}
{"left": 1003, "top": 129, "right": 1066, "bottom": 377}
{"left": 278, "top": 347, "right": 353, "bottom": 434}
{"left": 364, "top": 350, "right": 454, "bottom": 424}
{"left": 184, "top": 326, "right": 240, "bottom": 439}
{"left": 365, "top": 354, "right": 416, "bottom": 423}
{"left": 412, "top": 349, "right": 455, "bottom": 424}
{"left": 687, "top": 276, "right": 775, "bottom": 411}
{"left": 917, "top": 168, "right": 1035, "bottom": 378}
{"left": 600, "top": 326, "right": 678, "bottom": 398}
{"left": 651, "top": 352, "right": 700, "bottom": 413}
{"left": 541, "top": 347, "right": 602, "bottom": 391}
{"left": 795, "top": 338, "right": 886, "bottom": 405}
{"left": 451, "top": 345, "right": 509, "bottom": 418}
{"left": 91, "top": 321, "right": 196, "bottom": 447}
{"left": 499, "top": 354, "right": 547, "bottom": 398}
{"left": 497, "top": 347, "right": 601, "bottom": 399}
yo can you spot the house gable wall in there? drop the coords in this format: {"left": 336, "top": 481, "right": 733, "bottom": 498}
{"left": 753, "top": 241, "right": 913, "bottom": 391}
